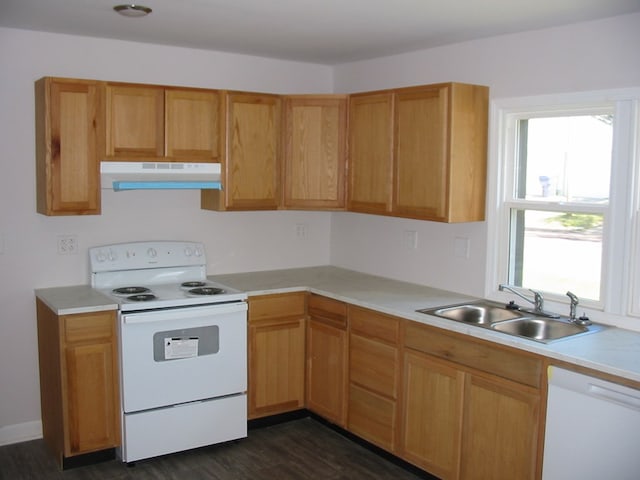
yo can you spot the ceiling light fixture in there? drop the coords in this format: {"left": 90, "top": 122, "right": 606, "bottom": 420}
{"left": 113, "top": 4, "right": 152, "bottom": 17}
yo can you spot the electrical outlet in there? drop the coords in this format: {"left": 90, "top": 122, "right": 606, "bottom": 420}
{"left": 57, "top": 234, "right": 78, "bottom": 255}
{"left": 295, "top": 224, "right": 308, "bottom": 240}
{"left": 404, "top": 230, "right": 418, "bottom": 249}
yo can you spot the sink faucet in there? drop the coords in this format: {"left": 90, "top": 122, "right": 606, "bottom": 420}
{"left": 498, "top": 284, "right": 560, "bottom": 318}
{"left": 566, "top": 291, "right": 592, "bottom": 325}
{"left": 566, "top": 291, "right": 579, "bottom": 322}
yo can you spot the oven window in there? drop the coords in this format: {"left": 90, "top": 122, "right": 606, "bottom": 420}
{"left": 153, "top": 326, "right": 219, "bottom": 361}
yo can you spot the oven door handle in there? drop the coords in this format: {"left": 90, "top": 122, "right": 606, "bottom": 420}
{"left": 122, "top": 302, "right": 247, "bottom": 324}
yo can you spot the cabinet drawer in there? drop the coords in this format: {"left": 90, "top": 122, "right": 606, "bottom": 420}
{"left": 349, "top": 306, "right": 399, "bottom": 343}
{"left": 350, "top": 333, "right": 398, "bottom": 399}
{"left": 63, "top": 311, "right": 115, "bottom": 344}
{"left": 249, "top": 292, "right": 306, "bottom": 323}
{"left": 404, "top": 321, "right": 542, "bottom": 388}
{"left": 308, "top": 294, "right": 347, "bottom": 329}
{"left": 348, "top": 384, "right": 396, "bottom": 452}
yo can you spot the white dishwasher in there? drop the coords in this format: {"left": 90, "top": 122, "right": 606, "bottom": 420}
{"left": 543, "top": 366, "right": 640, "bottom": 480}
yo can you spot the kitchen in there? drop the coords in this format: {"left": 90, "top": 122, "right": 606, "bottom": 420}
{"left": 1, "top": 2, "right": 640, "bottom": 478}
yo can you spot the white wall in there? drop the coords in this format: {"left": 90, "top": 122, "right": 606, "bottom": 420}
{"left": 0, "top": 27, "right": 333, "bottom": 443}
{"left": 330, "top": 13, "right": 640, "bottom": 296}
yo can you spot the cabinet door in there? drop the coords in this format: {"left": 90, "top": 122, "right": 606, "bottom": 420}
{"left": 64, "top": 341, "right": 119, "bottom": 454}
{"left": 248, "top": 293, "right": 306, "bottom": 419}
{"left": 348, "top": 92, "right": 394, "bottom": 214}
{"left": 401, "top": 351, "right": 464, "bottom": 480}
{"left": 165, "top": 89, "right": 221, "bottom": 162}
{"left": 393, "top": 85, "right": 449, "bottom": 220}
{"left": 460, "top": 374, "right": 540, "bottom": 480}
{"left": 306, "top": 319, "right": 348, "bottom": 426}
{"left": 62, "top": 310, "right": 120, "bottom": 456}
{"left": 105, "top": 84, "right": 164, "bottom": 159}
{"left": 35, "top": 78, "right": 101, "bottom": 215}
{"left": 283, "top": 95, "right": 347, "bottom": 209}
{"left": 224, "top": 92, "right": 281, "bottom": 210}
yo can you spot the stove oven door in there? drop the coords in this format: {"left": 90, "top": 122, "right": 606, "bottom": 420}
{"left": 120, "top": 302, "right": 247, "bottom": 413}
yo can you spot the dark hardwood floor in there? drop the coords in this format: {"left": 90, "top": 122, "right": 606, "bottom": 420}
{"left": 0, "top": 418, "right": 428, "bottom": 480}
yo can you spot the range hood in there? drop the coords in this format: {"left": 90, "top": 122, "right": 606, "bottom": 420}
{"left": 101, "top": 161, "right": 222, "bottom": 191}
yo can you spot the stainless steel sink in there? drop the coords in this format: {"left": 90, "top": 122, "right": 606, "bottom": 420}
{"left": 491, "top": 317, "right": 591, "bottom": 342}
{"left": 417, "top": 301, "right": 605, "bottom": 343}
{"left": 419, "top": 302, "right": 524, "bottom": 325}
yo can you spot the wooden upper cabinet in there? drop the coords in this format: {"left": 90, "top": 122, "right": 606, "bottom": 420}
{"left": 35, "top": 77, "right": 102, "bottom": 215}
{"left": 165, "top": 89, "right": 221, "bottom": 161}
{"left": 282, "top": 95, "right": 347, "bottom": 210}
{"left": 348, "top": 92, "right": 394, "bottom": 214}
{"left": 393, "top": 85, "right": 449, "bottom": 219}
{"left": 105, "top": 83, "right": 220, "bottom": 162}
{"left": 394, "top": 83, "right": 488, "bottom": 222}
{"left": 202, "top": 91, "right": 281, "bottom": 211}
{"left": 105, "top": 84, "right": 164, "bottom": 159}
{"left": 348, "top": 83, "right": 488, "bottom": 222}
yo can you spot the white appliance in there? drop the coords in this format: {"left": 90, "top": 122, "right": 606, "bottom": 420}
{"left": 543, "top": 366, "right": 640, "bottom": 480}
{"left": 100, "top": 161, "right": 222, "bottom": 191}
{"left": 90, "top": 241, "right": 247, "bottom": 463}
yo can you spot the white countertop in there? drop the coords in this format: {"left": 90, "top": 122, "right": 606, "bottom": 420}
{"left": 35, "top": 266, "right": 640, "bottom": 384}
{"left": 35, "top": 285, "right": 118, "bottom": 315}
{"left": 211, "top": 266, "right": 640, "bottom": 385}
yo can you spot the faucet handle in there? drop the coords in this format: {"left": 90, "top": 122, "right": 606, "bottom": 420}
{"left": 529, "top": 289, "right": 544, "bottom": 310}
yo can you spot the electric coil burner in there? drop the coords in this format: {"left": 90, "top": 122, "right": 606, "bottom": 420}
{"left": 90, "top": 241, "right": 248, "bottom": 463}
{"left": 187, "top": 287, "right": 225, "bottom": 296}
{"left": 113, "top": 286, "right": 151, "bottom": 295}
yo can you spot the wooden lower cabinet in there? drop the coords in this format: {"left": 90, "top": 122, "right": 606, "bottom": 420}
{"left": 248, "top": 293, "right": 306, "bottom": 419}
{"left": 460, "top": 373, "right": 540, "bottom": 480}
{"left": 306, "top": 294, "right": 348, "bottom": 426}
{"left": 36, "top": 299, "right": 120, "bottom": 466}
{"left": 401, "top": 351, "right": 464, "bottom": 479}
{"left": 400, "top": 322, "right": 543, "bottom": 480}
{"left": 348, "top": 306, "right": 400, "bottom": 452}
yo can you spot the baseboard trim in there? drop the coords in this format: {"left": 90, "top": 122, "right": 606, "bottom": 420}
{"left": 0, "top": 420, "right": 43, "bottom": 446}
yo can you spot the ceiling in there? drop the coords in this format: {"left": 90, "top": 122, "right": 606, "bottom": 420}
{"left": 1, "top": 0, "right": 639, "bottom": 64}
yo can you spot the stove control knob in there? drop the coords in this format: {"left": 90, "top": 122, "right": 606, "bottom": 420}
{"left": 194, "top": 246, "right": 203, "bottom": 257}
{"left": 95, "top": 251, "right": 107, "bottom": 262}
{"left": 108, "top": 250, "right": 117, "bottom": 262}
{"left": 147, "top": 247, "right": 157, "bottom": 258}
{"left": 184, "top": 246, "right": 193, "bottom": 257}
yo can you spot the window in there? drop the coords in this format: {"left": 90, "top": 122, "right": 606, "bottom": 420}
{"left": 507, "top": 113, "right": 612, "bottom": 302}
{"left": 488, "top": 90, "right": 640, "bottom": 325}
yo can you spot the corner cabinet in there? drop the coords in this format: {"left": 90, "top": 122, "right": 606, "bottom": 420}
{"left": 35, "top": 77, "right": 103, "bottom": 215}
{"left": 348, "top": 83, "right": 488, "bottom": 222}
{"left": 282, "top": 95, "right": 347, "bottom": 210}
{"left": 400, "top": 322, "right": 543, "bottom": 480}
{"left": 202, "top": 91, "right": 281, "bottom": 211}
{"left": 36, "top": 299, "right": 120, "bottom": 467}
{"left": 247, "top": 292, "right": 306, "bottom": 419}
{"left": 306, "top": 294, "right": 348, "bottom": 426}
{"left": 105, "top": 83, "right": 221, "bottom": 162}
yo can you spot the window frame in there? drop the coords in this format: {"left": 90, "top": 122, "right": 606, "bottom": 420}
{"left": 486, "top": 89, "right": 640, "bottom": 328}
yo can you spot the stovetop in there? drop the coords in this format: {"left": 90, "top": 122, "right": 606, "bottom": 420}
{"left": 97, "top": 279, "right": 246, "bottom": 311}
{"left": 90, "top": 241, "right": 247, "bottom": 311}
